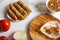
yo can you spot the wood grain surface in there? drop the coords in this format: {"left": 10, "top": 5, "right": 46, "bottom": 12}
{"left": 29, "top": 13, "right": 60, "bottom": 40}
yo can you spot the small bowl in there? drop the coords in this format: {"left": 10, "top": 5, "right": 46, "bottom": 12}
{"left": 46, "top": 0, "right": 60, "bottom": 12}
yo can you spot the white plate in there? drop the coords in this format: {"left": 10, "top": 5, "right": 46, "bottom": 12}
{"left": 0, "top": 0, "right": 60, "bottom": 40}
{"left": 40, "top": 21, "right": 60, "bottom": 39}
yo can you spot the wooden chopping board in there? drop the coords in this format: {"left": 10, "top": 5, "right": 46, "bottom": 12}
{"left": 29, "top": 13, "right": 60, "bottom": 40}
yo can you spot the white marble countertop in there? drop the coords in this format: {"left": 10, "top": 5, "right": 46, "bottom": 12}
{"left": 0, "top": 0, "right": 60, "bottom": 40}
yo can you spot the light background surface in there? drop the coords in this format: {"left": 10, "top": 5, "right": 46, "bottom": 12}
{"left": 0, "top": 0, "right": 60, "bottom": 40}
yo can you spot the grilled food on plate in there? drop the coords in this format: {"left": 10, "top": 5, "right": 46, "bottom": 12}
{"left": 40, "top": 21, "right": 60, "bottom": 39}
{"left": 29, "top": 13, "right": 60, "bottom": 40}
{"left": 7, "top": 0, "right": 32, "bottom": 21}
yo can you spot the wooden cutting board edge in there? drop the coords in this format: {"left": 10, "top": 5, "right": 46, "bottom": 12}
{"left": 29, "top": 13, "right": 60, "bottom": 40}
